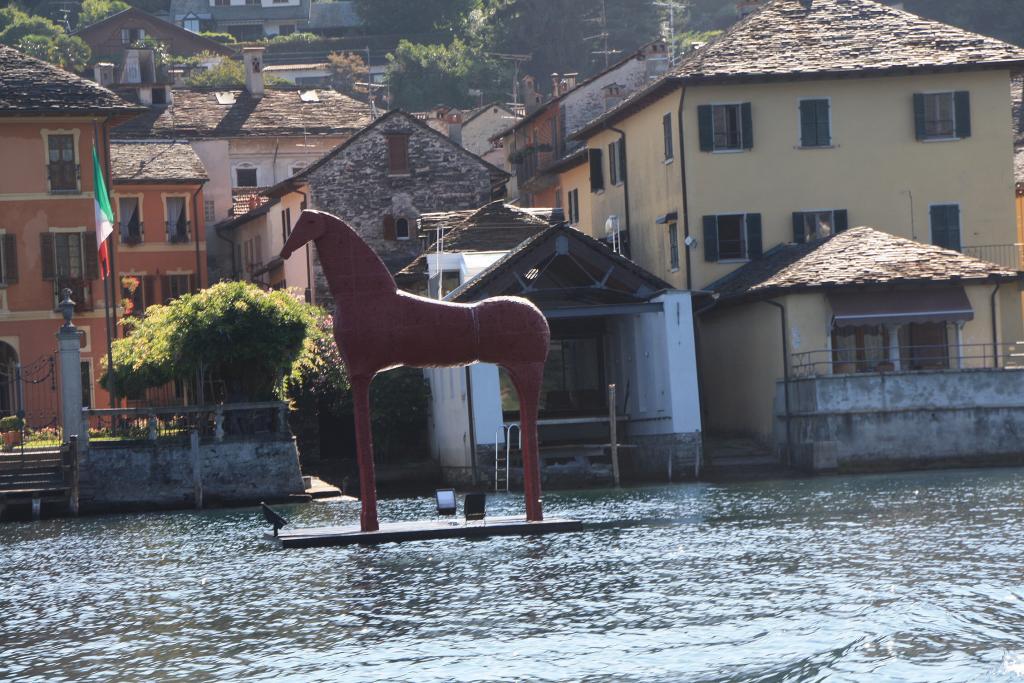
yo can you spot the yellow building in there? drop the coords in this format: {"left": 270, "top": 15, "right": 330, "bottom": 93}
{"left": 559, "top": 0, "right": 1024, "bottom": 455}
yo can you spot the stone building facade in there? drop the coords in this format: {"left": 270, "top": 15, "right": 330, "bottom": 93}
{"left": 262, "top": 109, "right": 508, "bottom": 307}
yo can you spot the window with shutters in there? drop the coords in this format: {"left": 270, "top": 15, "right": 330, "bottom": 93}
{"left": 799, "top": 98, "right": 831, "bottom": 148}
{"left": 929, "top": 204, "right": 961, "bottom": 251}
{"left": 163, "top": 273, "right": 195, "bottom": 304}
{"left": 165, "top": 196, "right": 189, "bottom": 243}
{"left": 0, "top": 234, "right": 17, "bottom": 287}
{"left": 118, "top": 196, "right": 143, "bottom": 244}
{"left": 386, "top": 134, "right": 410, "bottom": 175}
{"left": 793, "top": 209, "right": 847, "bottom": 243}
{"left": 567, "top": 189, "right": 580, "bottom": 225}
{"left": 699, "top": 103, "right": 752, "bottom": 152}
{"left": 280, "top": 208, "right": 292, "bottom": 243}
{"left": 608, "top": 141, "right": 621, "bottom": 186}
{"left": 668, "top": 222, "right": 680, "bottom": 271}
{"left": 44, "top": 232, "right": 95, "bottom": 311}
{"left": 47, "top": 134, "right": 78, "bottom": 193}
{"left": 663, "top": 113, "right": 674, "bottom": 161}
{"left": 915, "top": 92, "right": 970, "bottom": 141}
{"left": 703, "top": 213, "right": 762, "bottom": 262}
{"left": 712, "top": 104, "right": 742, "bottom": 150}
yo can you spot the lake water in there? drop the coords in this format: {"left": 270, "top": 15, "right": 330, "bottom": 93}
{"left": 3, "top": 468, "right": 1024, "bottom": 682}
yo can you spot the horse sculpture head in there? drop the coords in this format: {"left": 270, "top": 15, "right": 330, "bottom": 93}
{"left": 281, "top": 209, "right": 330, "bottom": 259}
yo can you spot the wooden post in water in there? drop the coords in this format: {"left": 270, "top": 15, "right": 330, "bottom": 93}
{"left": 608, "top": 384, "right": 620, "bottom": 488}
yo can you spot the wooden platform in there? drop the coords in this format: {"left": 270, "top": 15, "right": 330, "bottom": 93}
{"left": 268, "top": 516, "right": 583, "bottom": 548}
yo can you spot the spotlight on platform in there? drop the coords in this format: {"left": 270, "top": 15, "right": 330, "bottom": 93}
{"left": 261, "top": 502, "right": 289, "bottom": 537}
{"left": 436, "top": 489, "right": 457, "bottom": 516}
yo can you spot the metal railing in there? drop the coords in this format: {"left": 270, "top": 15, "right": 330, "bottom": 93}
{"left": 962, "top": 244, "right": 1024, "bottom": 271}
{"left": 166, "top": 220, "right": 191, "bottom": 243}
{"left": 83, "top": 401, "right": 289, "bottom": 446}
{"left": 791, "top": 342, "right": 1024, "bottom": 378}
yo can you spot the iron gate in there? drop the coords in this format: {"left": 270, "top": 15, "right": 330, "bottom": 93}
{"left": 10, "top": 354, "right": 60, "bottom": 451}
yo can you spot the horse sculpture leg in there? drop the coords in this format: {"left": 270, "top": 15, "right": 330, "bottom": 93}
{"left": 506, "top": 362, "right": 545, "bottom": 522}
{"left": 351, "top": 374, "right": 380, "bottom": 532}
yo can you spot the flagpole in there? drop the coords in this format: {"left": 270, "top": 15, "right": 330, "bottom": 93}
{"left": 93, "top": 120, "right": 117, "bottom": 409}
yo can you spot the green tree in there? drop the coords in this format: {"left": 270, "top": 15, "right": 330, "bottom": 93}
{"left": 386, "top": 38, "right": 505, "bottom": 110}
{"left": 103, "top": 281, "right": 317, "bottom": 401}
{"left": 327, "top": 50, "right": 367, "bottom": 94}
{"left": 0, "top": 7, "right": 91, "bottom": 71}
{"left": 78, "top": 0, "right": 131, "bottom": 28}
{"left": 353, "top": 0, "right": 481, "bottom": 36}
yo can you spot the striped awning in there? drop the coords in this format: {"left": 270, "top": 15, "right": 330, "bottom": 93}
{"left": 828, "top": 288, "right": 973, "bottom": 327}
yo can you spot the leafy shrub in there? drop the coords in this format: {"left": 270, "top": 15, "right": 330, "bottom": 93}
{"left": 0, "top": 416, "right": 23, "bottom": 432}
{"left": 200, "top": 31, "right": 236, "bottom": 44}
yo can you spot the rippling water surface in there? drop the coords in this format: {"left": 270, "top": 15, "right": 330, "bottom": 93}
{"left": 3, "top": 468, "right": 1024, "bottom": 682}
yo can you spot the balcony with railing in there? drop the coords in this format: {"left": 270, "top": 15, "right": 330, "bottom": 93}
{"left": 962, "top": 244, "right": 1024, "bottom": 271}
{"left": 166, "top": 220, "right": 191, "bottom": 244}
{"left": 791, "top": 342, "right": 1024, "bottom": 379}
{"left": 121, "top": 220, "right": 144, "bottom": 245}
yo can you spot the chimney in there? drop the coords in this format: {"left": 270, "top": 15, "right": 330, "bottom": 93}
{"left": 93, "top": 62, "right": 115, "bottom": 86}
{"left": 446, "top": 109, "right": 463, "bottom": 145}
{"left": 551, "top": 73, "right": 561, "bottom": 98}
{"left": 243, "top": 46, "right": 265, "bottom": 97}
{"left": 563, "top": 73, "right": 578, "bottom": 91}
{"left": 521, "top": 75, "right": 542, "bottom": 115}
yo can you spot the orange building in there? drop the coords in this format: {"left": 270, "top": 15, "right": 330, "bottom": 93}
{"left": 0, "top": 45, "right": 143, "bottom": 425}
{"left": 110, "top": 141, "right": 208, "bottom": 322}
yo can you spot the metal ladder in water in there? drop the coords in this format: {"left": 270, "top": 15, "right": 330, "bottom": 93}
{"left": 494, "top": 423, "right": 520, "bottom": 493}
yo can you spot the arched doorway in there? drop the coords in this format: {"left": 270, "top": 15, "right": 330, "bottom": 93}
{"left": 0, "top": 342, "right": 18, "bottom": 417}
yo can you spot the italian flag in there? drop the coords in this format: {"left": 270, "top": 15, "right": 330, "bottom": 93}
{"left": 92, "top": 145, "right": 113, "bottom": 279}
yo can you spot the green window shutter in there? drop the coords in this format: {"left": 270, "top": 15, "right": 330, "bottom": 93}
{"left": 746, "top": 213, "right": 763, "bottom": 258}
{"left": 913, "top": 93, "right": 927, "bottom": 140}
{"left": 946, "top": 205, "right": 961, "bottom": 251}
{"left": 84, "top": 232, "right": 99, "bottom": 280}
{"left": 955, "top": 91, "right": 971, "bottom": 139}
{"left": 799, "top": 101, "right": 816, "bottom": 147}
{"left": 618, "top": 138, "right": 627, "bottom": 183}
{"left": 817, "top": 100, "right": 831, "bottom": 145}
{"left": 698, "top": 105, "right": 714, "bottom": 152}
{"left": 588, "top": 148, "right": 604, "bottom": 191}
{"left": 663, "top": 113, "right": 673, "bottom": 159}
{"left": 382, "top": 215, "right": 396, "bottom": 240}
{"left": 703, "top": 215, "right": 718, "bottom": 262}
{"left": 834, "top": 209, "right": 848, "bottom": 233}
{"left": 929, "top": 204, "right": 945, "bottom": 246}
{"left": 792, "top": 212, "right": 806, "bottom": 243}
{"left": 2, "top": 234, "right": 16, "bottom": 284}
{"left": 741, "top": 102, "right": 753, "bottom": 149}
{"left": 40, "top": 233, "right": 55, "bottom": 281}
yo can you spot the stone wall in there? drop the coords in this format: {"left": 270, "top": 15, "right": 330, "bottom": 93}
{"left": 776, "top": 369, "right": 1024, "bottom": 472}
{"left": 79, "top": 437, "right": 305, "bottom": 512}
{"left": 306, "top": 111, "right": 500, "bottom": 309}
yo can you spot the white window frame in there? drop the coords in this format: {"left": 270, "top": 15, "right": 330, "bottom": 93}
{"left": 710, "top": 102, "right": 745, "bottom": 154}
{"left": 395, "top": 216, "right": 412, "bottom": 241}
{"left": 797, "top": 97, "right": 834, "bottom": 149}
{"left": 920, "top": 91, "right": 959, "bottom": 142}
{"left": 928, "top": 201, "right": 962, "bottom": 250}
{"left": 162, "top": 193, "right": 191, "bottom": 244}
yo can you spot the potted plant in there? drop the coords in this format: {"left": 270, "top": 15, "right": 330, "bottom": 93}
{"left": 0, "top": 415, "right": 23, "bottom": 449}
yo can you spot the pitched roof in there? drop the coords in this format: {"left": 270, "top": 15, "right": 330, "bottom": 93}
{"left": 397, "top": 202, "right": 560, "bottom": 279}
{"left": 448, "top": 223, "right": 672, "bottom": 306}
{"left": 271, "top": 109, "right": 509, "bottom": 187}
{"left": 111, "top": 141, "right": 208, "bottom": 184}
{"left": 72, "top": 7, "right": 236, "bottom": 56}
{"left": 707, "top": 227, "right": 1022, "bottom": 303}
{"left": 674, "top": 0, "right": 1024, "bottom": 82}
{"left": 575, "top": 0, "right": 1024, "bottom": 138}
{"left": 112, "top": 87, "right": 371, "bottom": 139}
{"left": 232, "top": 187, "right": 271, "bottom": 216}
{"left": 0, "top": 45, "right": 144, "bottom": 117}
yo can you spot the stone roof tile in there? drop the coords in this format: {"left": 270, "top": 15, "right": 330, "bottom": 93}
{"left": 112, "top": 87, "right": 371, "bottom": 139}
{"left": 0, "top": 45, "right": 143, "bottom": 116}
{"left": 111, "top": 141, "right": 208, "bottom": 184}
{"left": 709, "top": 227, "right": 1022, "bottom": 302}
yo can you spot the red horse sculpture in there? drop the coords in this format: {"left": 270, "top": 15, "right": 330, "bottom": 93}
{"left": 282, "top": 210, "right": 550, "bottom": 532}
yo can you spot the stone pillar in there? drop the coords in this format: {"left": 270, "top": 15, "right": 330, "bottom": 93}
{"left": 56, "top": 289, "right": 84, "bottom": 444}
